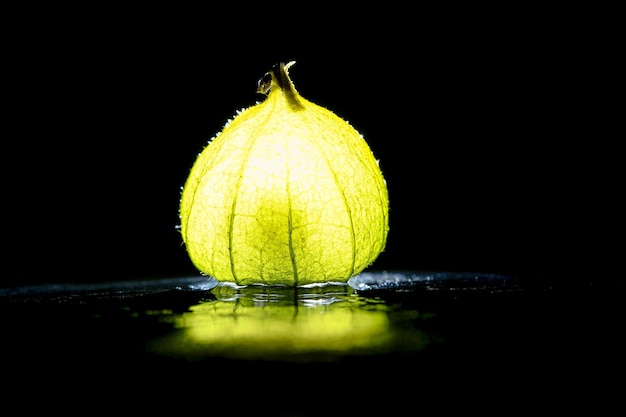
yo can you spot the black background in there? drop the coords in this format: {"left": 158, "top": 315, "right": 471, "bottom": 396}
{"left": 2, "top": 7, "right": 622, "bottom": 415}
{"left": 5, "top": 6, "right": 608, "bottom": 289}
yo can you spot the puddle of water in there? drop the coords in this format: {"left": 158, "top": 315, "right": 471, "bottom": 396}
{"left": 147, "top": 282, "right": 431, "bottom": 361}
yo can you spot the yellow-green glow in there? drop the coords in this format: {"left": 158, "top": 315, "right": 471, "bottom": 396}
{"left": 179, "top": 61, "right": 389, "bottom": 286}
{"left": 147, "top": 284, "right": 405, "bottom": 360}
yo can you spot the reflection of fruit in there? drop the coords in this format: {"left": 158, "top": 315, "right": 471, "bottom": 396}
{"left": 179, "top": 61, "right": 388, "bottom": 286}
{"left": 148, "top": 284, "right": 398, "bottom": 361}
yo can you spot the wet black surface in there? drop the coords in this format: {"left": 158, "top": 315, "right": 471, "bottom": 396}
{"left": 1, "top": 272, "right": 623, "bottom": 414}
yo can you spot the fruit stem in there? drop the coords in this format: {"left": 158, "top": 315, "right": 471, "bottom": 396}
{"left": 257, "top": 61, "right": 304, "bottom": 110}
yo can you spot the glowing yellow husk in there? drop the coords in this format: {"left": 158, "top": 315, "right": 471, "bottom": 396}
{"left": 179, "top": 61, "right": 388, "bottom": 286}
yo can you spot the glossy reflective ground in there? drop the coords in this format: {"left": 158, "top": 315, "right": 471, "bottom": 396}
{"left": 1, "top": 272, "right": 622, "bottom": 414}
{"left": 149, "top": 280, "right": 426, "bottom": 362}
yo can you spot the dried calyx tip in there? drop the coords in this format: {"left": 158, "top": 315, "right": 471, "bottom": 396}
{"left": 256, "top": 61, "right": 297, "bottom": 95}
